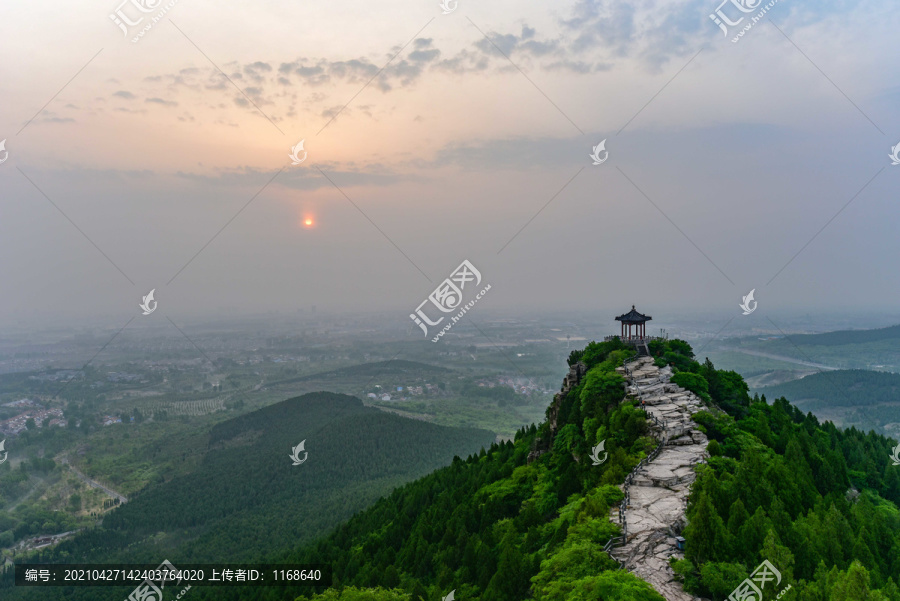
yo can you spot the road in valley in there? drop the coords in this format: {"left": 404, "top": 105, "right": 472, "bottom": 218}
{"left": 58, "top": 455, "right": 128, "bottom": 504}
{"left": 718, "top": 347, "right": 838, "bottom": 371}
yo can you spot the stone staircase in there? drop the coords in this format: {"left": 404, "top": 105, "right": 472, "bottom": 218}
{"left": 608, "top": 356, "right": 710, "bottom": 601}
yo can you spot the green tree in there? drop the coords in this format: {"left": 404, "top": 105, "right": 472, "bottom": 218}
{"left": 304, "top": 586, "right": 411, "bottom": 601}
{"left": 684, "top": 492, "right": 728, "bottom": 564}
{"left": 699, "top": 562, "right": 747, "bottom": 600}
{"left": 831, "top": 561, "right": 874, "bottom": 601}
{"left": 483, "top": 530, "right": 528, "bottom": 601}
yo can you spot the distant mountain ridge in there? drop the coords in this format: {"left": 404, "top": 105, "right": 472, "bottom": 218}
{"left": 757, "top": 369, "right": 900, "bottom": 408}
{"left": 757, "top": 369, "right": 900, "bottom": 437}
{"left": 783, "top": 323, "right": 900, "bottom": 346}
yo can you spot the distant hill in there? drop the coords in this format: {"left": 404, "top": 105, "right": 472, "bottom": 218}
{"left": 757, "top": 369, "right": 900, "bottom": 408}
{"left": 12, "top": 392, "right": 493, "bottom": 600}
{"left": 757, "top": 369, "right": 900, "bottom": 436}
{"left": 774, "top": 324, "right": 900, "bottom": 347}
{"left": 708, "top": 323, "right": 900, "bottom": 378}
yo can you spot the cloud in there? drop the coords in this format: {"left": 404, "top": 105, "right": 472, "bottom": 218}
{"left": 146, "top": 97, "right": 179, "bottom": 107}
{"left": 174, "top": 163, "right": 418, "bottom": 191}
{"left": 114, "top": 91, "right": 136, "bottom": 100}
{"left": 408, "top": 47, "right": 441, "bottom": 63}
{"left": 244, "top": 61, "right": 273, "bottom": 82}
{"left": 560, "top": 0, "right": 711, "bottom": 69}
{"left": 429, "top": 135, "right": 585, "bottom": 171}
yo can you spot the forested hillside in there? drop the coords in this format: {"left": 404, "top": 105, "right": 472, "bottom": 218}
{"left": 1, "top": 392, "right": 494, "bottom": 601}
{"left": 228, "top": 338, "right": 900, "bottom": 601}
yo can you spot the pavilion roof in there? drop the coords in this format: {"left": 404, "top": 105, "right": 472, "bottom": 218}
{"left": 615, "top": 305, "right": 652, "bottom": 323}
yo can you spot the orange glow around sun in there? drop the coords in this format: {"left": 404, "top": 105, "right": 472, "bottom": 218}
{"left": 303, "top": 217, "right": 315, "bottom": 228}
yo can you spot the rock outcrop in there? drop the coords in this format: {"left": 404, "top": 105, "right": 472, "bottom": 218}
{"left": 529, "top": 361, "right": 588, "bottom": 463}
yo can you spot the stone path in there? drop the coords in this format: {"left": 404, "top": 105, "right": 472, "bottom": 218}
{"left": 610, "top": 356, "right": 709, "bottom": 601}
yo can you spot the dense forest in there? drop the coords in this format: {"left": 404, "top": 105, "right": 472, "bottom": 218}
{"left": 8, "top": 339, "right": 900, "bottom": 600}
{"left": 1, "top": 392, "right": 494, "bottom": 601}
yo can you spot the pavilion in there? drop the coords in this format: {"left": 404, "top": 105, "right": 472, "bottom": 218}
{"left": 615, "top": 305, "right": 652, "bottom": 341}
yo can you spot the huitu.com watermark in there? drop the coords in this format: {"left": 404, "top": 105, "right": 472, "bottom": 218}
{"left": 728, "top": 559, "right": 791, "bottom": 601}
{"left": 740, "top": 289, "right": 757, "bottom": 315}
{"left": 109, "top": 0, "right": 181, "bottom": 43}
{"left": 409, "top": 260, "right": 491, "bottom": 343}
{"left": 290, "top": 440, "right": 308, "bottom": 466}
{"left": 126, "top": 559, "right": 191, "bottom": 601}
{"left": 710, "top": 0, "right": 785, "bottom": 43}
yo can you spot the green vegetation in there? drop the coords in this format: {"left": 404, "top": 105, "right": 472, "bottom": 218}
{"left": 1, "top": 392, "right": 494, "bottom": 600}
{"left": 683, "top": 398, "right": 900, "bottom": 599}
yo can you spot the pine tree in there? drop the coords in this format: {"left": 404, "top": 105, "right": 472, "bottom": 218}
{"left": 831, "top": 561, "right": 873, "bottom": 600}
{"left": 684, "top": 492, "right": 728, "bottom": 564}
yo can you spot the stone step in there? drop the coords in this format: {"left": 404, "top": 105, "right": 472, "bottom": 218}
{"left": 617, "top": 355, "right": 710, "bottom": 601}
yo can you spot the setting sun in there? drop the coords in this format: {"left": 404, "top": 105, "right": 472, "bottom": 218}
{"left": 303, "top": 217, "right": 314, "bottom": 228}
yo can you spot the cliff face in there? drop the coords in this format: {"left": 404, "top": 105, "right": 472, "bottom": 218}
{"left": 528, "top": 361, "right": 587, "bottom": 463}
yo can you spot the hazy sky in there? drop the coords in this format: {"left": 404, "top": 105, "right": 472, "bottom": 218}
{"left": 1, "top": 0, "right": 899, "bottom": 331}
